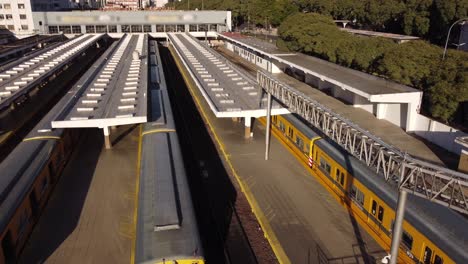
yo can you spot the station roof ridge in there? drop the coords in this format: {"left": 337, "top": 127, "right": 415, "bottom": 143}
{"left": 168, "top": 32, "right": 288, "bottom": 118}
{"left": 51, "top": 33, "right": 148, "bottom": 129}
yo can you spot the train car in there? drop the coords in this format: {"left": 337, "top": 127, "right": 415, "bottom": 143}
{"left": 0, "top": 38, "right": 120, "bottom": 264}
{"left": 259, "top": 114, "right": 468, "bottom": 264}
{"left": 135, "top": 40, "right": 204, "bottom": 264}
{"left": 0, "top": 103, "right": 80, "bottom": 264}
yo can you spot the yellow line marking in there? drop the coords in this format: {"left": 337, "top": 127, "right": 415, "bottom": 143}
{"left": 141, "top": 128, "right": 176, "bottom": 136}
{"left": 22, "top": 136, "right": 61, "bottom": 142}
{"left": 131, "top": 124, "right": 143, "bottom": 264}
{"left": 170, "top": 46, "right": 291, "bottom": 264}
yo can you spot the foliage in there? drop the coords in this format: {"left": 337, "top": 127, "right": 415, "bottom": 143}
{"left": 278, "top": 13, "right": 468, "bottom": 123}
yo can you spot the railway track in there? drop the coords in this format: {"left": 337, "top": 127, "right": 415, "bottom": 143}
{"left": 160, "top": 44, "right": 266, "bottom": 263}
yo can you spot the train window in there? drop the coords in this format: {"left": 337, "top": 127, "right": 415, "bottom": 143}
{"left": 295, "top": 136, "right": 304, "bottom": 150}
{"left": 371, "top": 200, "right": 377, "bottom": 215}
{"left": 423, "top": 247, "right": 432, "bottom": 264}
{"left": 350, "top": 185, "right": 365, "bottom": 206}
{"left": 378, "top": 206, "right": 384, "bottom": 221}
{"left": 336, "top": 169, "right": 345, "bottom": 186}
{"left": 279, "top": 121, "right": 285, "bottom": 133}
{"left": 319, "top": 158, "right": 331, "bottom": 175}
{"left": 288, "top": 127, "right": 294, "bottom": 139}
{"left": 402, "top": 231, "right": 413, "bottom": 250}
{"left": 434, "top": 255, "right": 443, "bottom": 264}
{"left": 272, "top": 115, "right": 277, "bottom": 124}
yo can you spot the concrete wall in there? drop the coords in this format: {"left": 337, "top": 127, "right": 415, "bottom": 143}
{"left": 413, "top": 114, "right": 467, "bottom": 154}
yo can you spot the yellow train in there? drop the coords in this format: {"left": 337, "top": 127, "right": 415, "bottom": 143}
{"left": 259, "top": 114, "right": 468, "bottom": 264}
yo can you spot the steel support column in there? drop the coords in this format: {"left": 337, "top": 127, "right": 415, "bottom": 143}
{"left": 265, "top": 92, "right": 272, "bottom": 160}
{"left": 389, "top": 189, "right": 408, "bottom": 264}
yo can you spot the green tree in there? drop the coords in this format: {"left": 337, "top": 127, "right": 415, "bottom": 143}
{"left": 429, "top": 0, "right": 468, "bottom": 44}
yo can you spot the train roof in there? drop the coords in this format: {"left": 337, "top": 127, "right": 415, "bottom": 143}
{"left": 0, "top": 140, "right": 57, "bottom": 233}
{"left": 284, "top": 113, "right": 468, "bottom": 263}
{"left": 136, "top": 40, "right": 203, "bottom": 263}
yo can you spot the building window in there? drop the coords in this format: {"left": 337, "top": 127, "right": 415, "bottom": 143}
{"left": 108, "top": 25, "right": 117, "bottom": 33}
{"left": 165, "top": 24, "right": 175, "bottom": 32}
{"left": 20, "top": 14, "right": 27, "bottom": 20}
{"left": 209, "top": 24, "right": 217, "bottom": 31}
{"left": 59, "top": 25, "right": 71, "bottom": 34}
{"left": 4, "top": 4, "right": 11, "bottom": 9}
{"left": 7, "top": 25, "right": 14, "bottom": 30}
{"left": 176, "top": 24, "right": 185, "bottom": 32}
{"left": 71, "top": 25, "right": 81, "bottom": 34}
{"left": 6, "top": 14, "right": 13, "bottom": 20}
{"left": 131, "top": 25, "right": 142, "bottom": 33}
{"left": 85, "top": 25, "right": 96, "bottom": 33}
{"left": 96, "top": 25, "right": 107, "bottom": 33}
{"left": 143, "top": 25, "right": 151, "bottom": 32}
{"left": 21, "top": 24, "right": 28, "bottom": 30}
{"left": 18, "top": 3, "right": 25, "bottom": 9}
{"left": 155, "top": 24, "right": 164, "bottom": 32}
{"left": 350, "top": 185, "right": 365, "bottom": 206}
{"left": 189, "top": 24, "right": 197, "bottom": 32}
{"left": 0, "top": 15, "right": 4, "bottom": 20}
{"left": 121, "top": 25, "right": 130, "bottom": 33}
{"left": 48, "top": 25, "right": 58, "bottom": 34}
{"left": 199, "top": 24, "right": 208, "bottom": 31}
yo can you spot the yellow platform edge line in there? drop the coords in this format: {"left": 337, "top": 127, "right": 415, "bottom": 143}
{"left": 131, "top": 124, "right": 143, "bottom": 264}
{"left": 22, "top": 136, "right": 61, "bottom": 142}
{"left": 141, "top": 128, "right": 176, "bottom": 136}
{"left": 169, "top": 45, "right": 291, "bottom": 264}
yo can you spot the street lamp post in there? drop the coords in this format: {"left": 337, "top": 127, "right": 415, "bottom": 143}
{"left": 442, "top": 18, "right": 468, "bottom": 59}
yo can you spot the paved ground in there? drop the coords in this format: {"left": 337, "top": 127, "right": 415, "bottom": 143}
{"left": 173, "top": 46, "right": 386, "bottom": 263}
{"left": 216, "top": 45, "right": 457, "bottom": 168}
{"left": 19, "top": 126, "right": 138, "bottom": 264}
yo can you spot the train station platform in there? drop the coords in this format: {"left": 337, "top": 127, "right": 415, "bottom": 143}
{"left": 216, "top": 34, "right": 446, "bottom": 166}
{"left": 170, "top": 46, "right": 386, "bottom": 263}
{"left": 168, "top": 32, "right": 289, "bottom": 138}
{"left": 0, "top": 34, "right": 104, "bottom": 111}
{"left": 51, "top": 34, "right": 148, "bottom": 149}
{"left": 18, "top": 126, "right": 138, "bottom": 264}
{"left": 219, "top": 33, "right": 423, "bottom": 132}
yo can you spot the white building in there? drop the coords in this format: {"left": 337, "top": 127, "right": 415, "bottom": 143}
{"left": 0, "top": 0, "right": 35, "bottom": 34}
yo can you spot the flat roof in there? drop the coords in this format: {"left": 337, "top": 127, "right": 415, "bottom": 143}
{"left": 342, "top": 28, "right": 420, "bottom": 40}
{"left": 220, "top": 33, "right": 420, "bottom": 99}
{"left": 169, "top": 32, "right": 288, "bottom": 118}
{"left": 51, "top": 34, "right": 148, "bottom": 128}
{"left": 0, "top": 34, "right": 103, "bottom": 110}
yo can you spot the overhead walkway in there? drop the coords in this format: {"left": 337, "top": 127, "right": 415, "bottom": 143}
{"left": 0, "top": 34, "right": 104, "bottom": 111}
{"left": 168, "top": 32, "right": 289, "bottom": 138}
{"left": 51, "top": 34, "right": 148, "bottom": 148}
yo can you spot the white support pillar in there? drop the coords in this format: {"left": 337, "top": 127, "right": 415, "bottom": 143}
{"left": 103, "top": 126, "right": 111, "bottom": 149}
{"left": 265, "top": 92, "right": 272, "bottom": 160}
{"left": 244, "top": 116, "right": 253, "bottom": 139}
{"left": 376, "top": 103, "right": 387, "bottom": 119}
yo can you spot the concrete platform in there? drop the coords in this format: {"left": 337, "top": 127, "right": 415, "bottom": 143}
{"left": 18, "top": 126, "right": 139, "bottom": 264}
{"left": 215, "top": 45, "right": 445, "bottom": 166}
{"left": 173, "top": 48, "right": 386, "bottom": 263}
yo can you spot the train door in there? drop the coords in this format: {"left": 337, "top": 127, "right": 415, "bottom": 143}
{"left": 422, "top": 245, "right": 444, "bottom": 264}
{"left": 1, "top": 230, "right": 16, "bottom": 264}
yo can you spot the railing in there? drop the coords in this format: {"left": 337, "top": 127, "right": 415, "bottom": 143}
{"left": 257, "top": 70, "right": 468, "bottom": 215}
